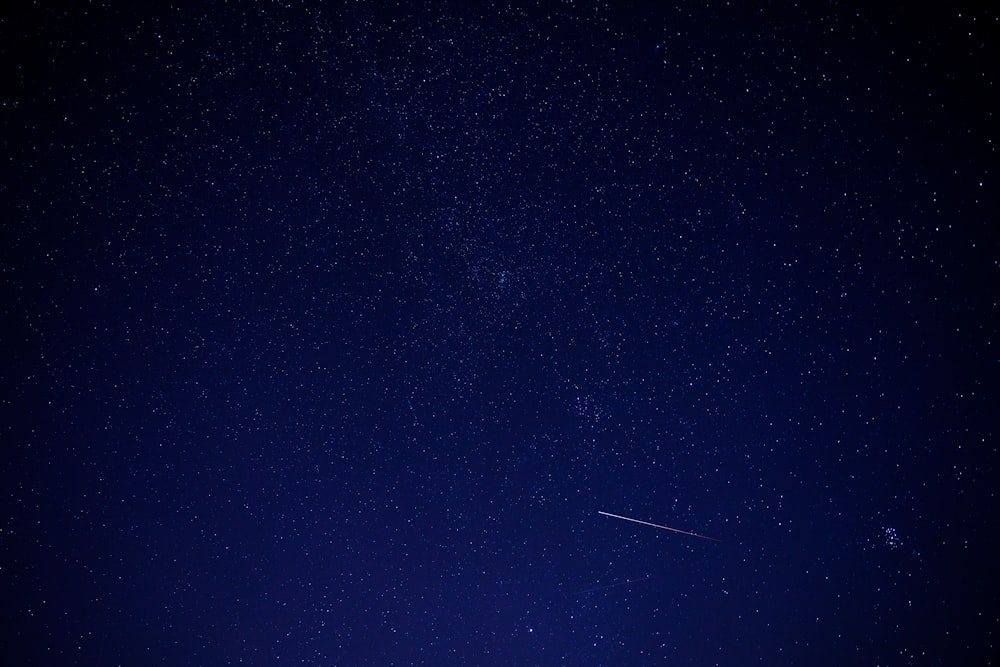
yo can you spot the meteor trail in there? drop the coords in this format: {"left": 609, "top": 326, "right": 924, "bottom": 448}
{"left": 574, "top": 575, "right": 652, "bottom": 596}
{"left": 598, "top": 511, "right": 721, "bottom": 542}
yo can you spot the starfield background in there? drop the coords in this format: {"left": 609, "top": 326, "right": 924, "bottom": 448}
{"left": 1, "top": 1, "right": 997, "bottom": 665}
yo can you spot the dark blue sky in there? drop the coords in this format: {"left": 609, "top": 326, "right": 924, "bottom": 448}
{"left": 2, "top": 2, "right": 997, "bottom": 664}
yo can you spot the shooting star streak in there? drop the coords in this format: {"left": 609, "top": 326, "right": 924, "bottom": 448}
{"left": 574, "top": 575, "right": 652, "bottom": 596}
{"left": 599, "top": 510, "right": 721, "bottom": 542}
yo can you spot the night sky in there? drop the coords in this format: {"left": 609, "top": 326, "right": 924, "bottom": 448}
{"left": 2, "top": 2, "right": 997, "bottom": 665}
